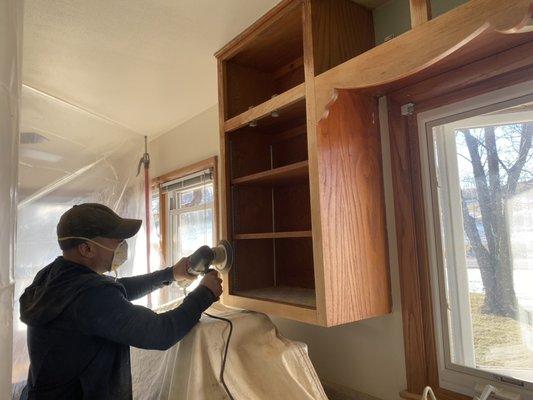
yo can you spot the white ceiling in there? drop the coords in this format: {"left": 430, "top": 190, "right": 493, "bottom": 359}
{"left": 23, "top": 0, "right": 281, "bottom": 137}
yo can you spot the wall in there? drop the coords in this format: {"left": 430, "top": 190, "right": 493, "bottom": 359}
{"left": 372, "top": 0, "right": 469, "bottom": 45}
{"left": 149, "top": 105, "right": 220, "bottom": 177}
{"left": 430, "top": 0, "right": 468, "bottom": 18}
{"left": 150, "top": 98, "right": 407, "bottom": 399}
{"left": 373, "top": 0, "right": 411, "bottom": 45}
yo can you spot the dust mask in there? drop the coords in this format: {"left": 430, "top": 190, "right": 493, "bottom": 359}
{"left": 106, "top": 240, "right": 128, "bottom": 269}
{"left": 58, "top": 236, "right": 129, "bottom": 272}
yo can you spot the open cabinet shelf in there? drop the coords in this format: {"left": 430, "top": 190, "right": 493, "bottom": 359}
{"left": 231, "top": 237, "right": 315, "bottom": 309}
{"left": 223, "top": 3, "right": 305, "bottom": 119}
{"left": 217, "top": 0, "right": 392, "bottom": 326}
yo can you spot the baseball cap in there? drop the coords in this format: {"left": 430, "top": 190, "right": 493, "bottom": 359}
{"left": 57, "top": 203, "right": 142, "bottom": 247}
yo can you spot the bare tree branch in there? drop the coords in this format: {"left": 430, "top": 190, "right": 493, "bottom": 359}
{"left": 458, "top": 127, "right": 509, "bottom": 172}
{"left": 463, "top": 129, "right": 497, "bottom": 254}
{"left": 506, "top": 122, "right": 533, "bottom": 195}
{"left": 461, "top": 196, "right": 491, "bottom": 266}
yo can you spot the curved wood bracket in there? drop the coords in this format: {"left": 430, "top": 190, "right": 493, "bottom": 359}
{"left": 314, "top": 0, "right": 533, "bottom": 122}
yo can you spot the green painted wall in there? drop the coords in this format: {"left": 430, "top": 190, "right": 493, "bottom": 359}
{"left": 431, "top": 0, "right": 469, "bottom": 18}
{"left": 372, "top": 0, "right": 411, "bottom": 45}
{"left": 372, "top": 0, "right": 469, "bottom": 45}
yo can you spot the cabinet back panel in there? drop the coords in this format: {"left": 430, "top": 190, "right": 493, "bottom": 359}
{"left": 232, "top": 239, "right": 275, "bottom": 292}
{"left": 274, "top": 182, "right": 312, "bottom": 232}
{"left": 275, "top": 237, "right": 315, "bottom": 289}
{"left": 232, "top": 186, "right": 273, "bottom": 234}
{"left": 272, "top": 132, "right": 308, "bottom": 168}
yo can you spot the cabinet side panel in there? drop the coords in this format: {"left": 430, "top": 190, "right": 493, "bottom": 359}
{"left": 317, "top": 90, "right": 391, "bottom": 326}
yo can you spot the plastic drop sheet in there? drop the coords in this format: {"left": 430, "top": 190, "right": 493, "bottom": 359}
{"left": 131, "top": 302, "right": 328, "bottom": 400}
{"left": 1, "top": 0, "right": 23, "bottom": 398}
{"left": 12, "top": 84, "right": 148, "bottom": 391}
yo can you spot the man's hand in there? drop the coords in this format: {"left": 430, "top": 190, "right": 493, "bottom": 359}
{"left": 199, "top": 270, "right": 223, "bottom": 299}
{"left": 172, "top": 258, "right": 196, "bottom": 282}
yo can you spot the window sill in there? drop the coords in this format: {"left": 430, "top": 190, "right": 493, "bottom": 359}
{"left": 400, "top": 388, "right": 470, "bottom": 400}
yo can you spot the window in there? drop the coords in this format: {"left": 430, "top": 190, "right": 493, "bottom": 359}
{"left": 160, "top": 167, "right": 215, "bottom": 301}
{"left": 419, "top": 82, "right": 533, "bottom": 397}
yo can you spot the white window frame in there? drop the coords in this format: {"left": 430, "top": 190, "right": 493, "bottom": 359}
{"left": 417, "top": 79, "right": 533, "bottom": 399}
{"left": 164, "top": 175, "right": 215, "bottom": 266}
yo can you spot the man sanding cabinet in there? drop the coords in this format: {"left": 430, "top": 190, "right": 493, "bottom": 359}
{"left": 19, "top": 203, "right": 223, "bottom": 400}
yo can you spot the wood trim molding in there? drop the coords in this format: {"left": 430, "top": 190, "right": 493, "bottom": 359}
{"left": 152, "top": 156, "right": 217, "bottom": 185}
{"left": 388, "top": 98, "right": 437, "bottom": 393}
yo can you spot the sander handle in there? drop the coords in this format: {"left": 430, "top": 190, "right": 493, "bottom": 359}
{"left": 187, "top": 245, "right": 215, "bottom": 276}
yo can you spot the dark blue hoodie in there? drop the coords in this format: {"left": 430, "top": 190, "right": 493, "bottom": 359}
{"left": 19, "top": 256, "right": 216, "bottom": 400}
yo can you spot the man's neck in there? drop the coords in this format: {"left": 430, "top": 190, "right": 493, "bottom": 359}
{"left": 62, "top": 253, "right": 102, "bottom": 274}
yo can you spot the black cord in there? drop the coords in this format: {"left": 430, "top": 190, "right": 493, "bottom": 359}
{"left": 203, "top": 312, "right": 235, "bottom": 400}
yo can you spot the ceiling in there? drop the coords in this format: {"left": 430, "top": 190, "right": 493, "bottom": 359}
{"left": 23, "top": 0, "right": 281, "bottom": 137}
{"left": 23, "top": 0, "right": 390, "bottom": 138}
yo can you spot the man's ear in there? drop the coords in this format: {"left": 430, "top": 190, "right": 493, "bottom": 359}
{"left": 78, "top": 242, "right": 95, "bottom": 258}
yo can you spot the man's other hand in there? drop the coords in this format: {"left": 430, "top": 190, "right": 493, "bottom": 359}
{"left": 199, "top": 270, "right": 223, "bottom": 299}
{"left": 172, "top": 258, "right": 196, "bottom": 282}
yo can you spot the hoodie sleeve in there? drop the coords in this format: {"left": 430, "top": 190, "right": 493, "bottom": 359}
{"left": 73, "top": 284, "right": 216, "bottom": 350}
{"left": 117, "top": 267, "right": 175, "bottom": 301}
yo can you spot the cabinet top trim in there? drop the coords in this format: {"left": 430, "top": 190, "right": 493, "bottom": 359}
{"left": 214, "top": 0, "right": 302, "bottom": 61}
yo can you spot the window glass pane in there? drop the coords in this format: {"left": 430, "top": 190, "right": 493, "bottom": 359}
{"left": 151, "top": 193, "right": 160, "bottom": 238}
{"left": 166, "top": 181, "right": 215, "bottom": 303}
{"left": 432, "top": 101, "right": 533, "bottom": 383}
{"left": 169, "top": 195, "right": 176, "bottom": 210}
{"left": 179, "top": 184, "right": 213, "bottom": 208}
{"left": 178, "top": 208, "right": 213, "bottom": 257}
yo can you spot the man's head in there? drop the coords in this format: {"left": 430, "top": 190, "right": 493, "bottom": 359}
{"left": 57, "top": 203, "right": 142, "bottom": 274}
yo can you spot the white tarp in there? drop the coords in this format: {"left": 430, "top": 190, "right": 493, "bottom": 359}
{"left": 12, "top": 85, "right": 147, "bottom": 389}
{"left": 131, "top": 302, "right": 328, "bottom": 400}
{"left": 0, "top": 0, "right": 23, "bottom": 398}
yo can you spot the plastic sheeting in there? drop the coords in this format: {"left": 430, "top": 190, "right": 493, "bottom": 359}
{"left": 12, "top": 84, "right": 148, "bottom": 388}
{"left": 131, "top": 302, "right": 328, "bottom": 400}
{"left": 0, "top": 0, "right": 23, "bottom": 398}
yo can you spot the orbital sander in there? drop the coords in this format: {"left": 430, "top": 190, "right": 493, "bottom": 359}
{"left": 187, "top": 239, "right": 234, "bottom": 276}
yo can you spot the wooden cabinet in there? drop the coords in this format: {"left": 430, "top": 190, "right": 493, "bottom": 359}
{"left": 215, "top": 0, "right": 391, "bottom": 326}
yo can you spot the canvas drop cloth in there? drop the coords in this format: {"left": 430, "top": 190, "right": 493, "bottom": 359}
{"left": 131, "top": 302, "right": 328, "bottom": 400}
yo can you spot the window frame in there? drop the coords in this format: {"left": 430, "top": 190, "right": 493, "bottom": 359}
{"left": 381, "top": 41, "right": 533, "bottom": 399}
{"left": 151, "top": 157, "right": 219, "bottom": 303}
{"left": 416, "top": 82, "right": 533, "bottom": 398}
{"left": 166, "top": 179, "right": 216, "bottom": 266}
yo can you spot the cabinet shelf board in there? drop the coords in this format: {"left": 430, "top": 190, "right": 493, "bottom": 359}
{"left": 234, "top": 286, "right": 316, "bottom": 309}
{"left": 224, "top": 83, "right": 306, "bottom": 133}
{"left": 234, "top": 231, "right": 312, "bottom": 240}
{"left": 231, "top": 160, "right": 308, "bottom": 186}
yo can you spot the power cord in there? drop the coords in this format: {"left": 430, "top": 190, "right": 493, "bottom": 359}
{"left": 203, "top": 312, "right": 235, "bottom": 400}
